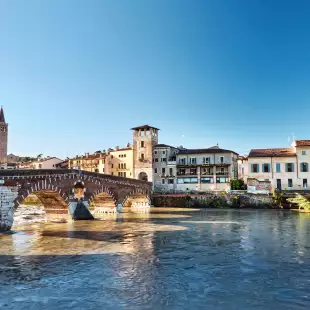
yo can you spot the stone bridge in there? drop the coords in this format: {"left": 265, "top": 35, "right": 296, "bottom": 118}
{"left": 0, "top": 169, "right": 152, "bottom": 231}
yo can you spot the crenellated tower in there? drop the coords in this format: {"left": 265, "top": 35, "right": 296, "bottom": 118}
{"left": 132, "top": 125, "right": 159, "bottom": 182}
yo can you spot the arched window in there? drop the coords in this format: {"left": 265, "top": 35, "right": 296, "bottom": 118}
{"left": 300, "top": 162, "right": 309, "bottom": 172}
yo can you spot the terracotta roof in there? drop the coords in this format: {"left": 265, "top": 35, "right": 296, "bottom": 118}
{"left": 295, "top": 140, "right": 310, "bottom": 147}
{"left": 154, "top": 144, "right": 177, "bottom": 149}
{"left": 0, "top": 107, "right": 5, "bottom": 123}
{"left": 131, "top": 124, "right": 160, "bottom": 130}
{"left": 178, "top": 148, "right": 238, "bottom": 155}
{"left": 249, "top": 148, "right": 296, "bottom": 157}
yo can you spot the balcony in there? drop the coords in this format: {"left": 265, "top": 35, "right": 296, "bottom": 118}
{"left": 177, "top": 172, "right": 197, "bottom": 176}
{"left": 216, "top": 171, "right": 229, "bottom": 176}
{"left": 201, "top": 171, "right": 213, "bottom": 176}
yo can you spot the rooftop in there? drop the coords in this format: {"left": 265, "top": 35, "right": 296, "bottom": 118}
{"left": 131, "top": 124, "right": 160, "bottom": 131}
{"left": 249, "top": 148, "right": 296, "bottom": 157}
{"left": 295, "top": 140, "right": 310, "bottom": 147}
{"left": 154, "top": 144, "right": 177, "bottom": 149}
{"left": 178, "top": 148, "right": 238, "bottom": 155}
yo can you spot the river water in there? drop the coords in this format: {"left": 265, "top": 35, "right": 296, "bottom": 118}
{"left": 1, "top": 208, "right": 310, "bottom": 309}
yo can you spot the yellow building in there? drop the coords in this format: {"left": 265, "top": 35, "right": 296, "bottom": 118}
{"left": 104, "top": 145, "right": 134, "bottom": 178}
{"left": 68, "top": 152, "right": 105, "bottom": 173}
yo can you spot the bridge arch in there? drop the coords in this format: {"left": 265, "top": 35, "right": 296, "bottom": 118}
{"left": 15, "top": 179, "right": 70, "bottom": 209}
{"left": 14, "top": 190, "right": 69, "bottom": 224}
{"left": 122, "top": 189, "right": 151, "bottom": 209}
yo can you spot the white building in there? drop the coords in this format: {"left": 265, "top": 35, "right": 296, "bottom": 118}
{"left": 247, "top": 140, "right": 310, "bottom": 193}
{"left": 153, "top": 144, "right": 178, "bottom": 191}
{"left": 175, "top": 147, "right": 238, "bottom": 191}
{"left": 32, "top": 157, "right": 63, "bottom": 169}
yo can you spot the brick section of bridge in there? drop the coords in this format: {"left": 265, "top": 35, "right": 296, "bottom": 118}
{"left": 0, "top": 169, "right": 152, "bottom": 210}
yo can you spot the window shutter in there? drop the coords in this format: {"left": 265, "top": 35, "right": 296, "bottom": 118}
{"left": 251, "top": 164, "right": 253, "bottom": 173}
{"left": 306, "top": 163, "right": 309, "bottom": 172}
{"left": 257, "top": 164, "right": 259, "bottom": 173}
{"left": 292, "top": 163, "right": 294, "bottom": 172}
{"left": 268, "top": 163, "right": 270, "bottom": 172}
{"left": 285, "top": 163, "right": 288, "bottom": 172}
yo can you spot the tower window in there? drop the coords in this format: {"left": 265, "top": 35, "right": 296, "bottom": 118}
{"left": 141, "top": 141, "right": 144, "bottom": 148}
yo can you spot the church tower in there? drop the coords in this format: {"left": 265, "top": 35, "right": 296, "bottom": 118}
{"left": 0, "top": 107, "right": 8, "bottom": 164}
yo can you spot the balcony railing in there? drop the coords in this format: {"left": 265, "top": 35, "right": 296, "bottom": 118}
{"left": 177, "top": 172, "right": 197, "bottom": 176}
{"left": 216, "top": 171, "right": 229, "bottom": 176}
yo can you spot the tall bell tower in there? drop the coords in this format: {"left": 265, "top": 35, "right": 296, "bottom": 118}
{"left": 132, "top": 125, "right": 159, "bottom": 182}
{"left": 0, "top": 107, "right": 8, "bottom": 164}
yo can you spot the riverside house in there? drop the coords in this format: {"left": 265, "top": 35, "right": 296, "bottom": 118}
{"left": 247, "top": 140, "right": 310, "bottom": 193}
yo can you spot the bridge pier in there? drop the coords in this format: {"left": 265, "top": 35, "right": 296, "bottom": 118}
{"left": 0, "top": 187, "right": 17, "bottom": 232}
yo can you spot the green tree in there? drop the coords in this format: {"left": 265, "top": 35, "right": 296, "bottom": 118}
{"left": 287, "top": 194, "right": 310, "bottom": 212}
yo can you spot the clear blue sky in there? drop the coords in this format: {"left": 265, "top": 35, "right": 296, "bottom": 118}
{"left": 1, "top": 0, "right": 310, "bottom": 159}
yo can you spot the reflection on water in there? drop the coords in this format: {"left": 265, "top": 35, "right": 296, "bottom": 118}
{"left": 1, "top": 208, "right": 310, "bottom": 309}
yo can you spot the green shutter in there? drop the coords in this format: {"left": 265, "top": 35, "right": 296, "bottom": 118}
{"left": 292, "top": 163, "right": 294, "bottom": 172}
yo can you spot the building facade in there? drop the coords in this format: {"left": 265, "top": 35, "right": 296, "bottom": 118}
{"left": 0, "top": 107, "right": 8, "bottom": 165}
{"left": 175, "top": 147, "right": 238, "bottom": 191}
{"left": 104, "top": 145, "right": 134, "bottom": 178}
{"left": 68, "top": 153, "right": 104, "bottom": 172}
{"left": 132, "top": 125, "right": 159, "bottom": 182}
{"left": 32, "top": 157, "right": 63, "bottom": 169}
{"left": 153, "top": 144, "right": 178, "bottom": 191}
{"left": 247, "top": 140, "right": 310, "bottom": 192}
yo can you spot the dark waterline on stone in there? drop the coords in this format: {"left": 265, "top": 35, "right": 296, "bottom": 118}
{"left": 1, "top": 209, "right": 310, "bottom": 309}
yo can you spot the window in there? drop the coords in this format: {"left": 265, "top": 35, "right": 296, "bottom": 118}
{"left": 276, "top": 163, "right": 281, "bottom": 173}
{"left": 141, "top": 153, "right": 144, "bottom": 160}
{"left": 177, "top": 178, "right": 198, "bottom": 184}
{"left": 111, "top": 172, "right": 114, "bottom": 175}
{"left": 190, "top": 168, "right": 197, "bottom": 175}
{"left": 111, "top": 155, "right": 113, "bottom": 159}
{"left": 124, "top": 163, "right": 126, "bottom": 169}
{"left": 162, "top": 168, "right": 166, "bottom": 174}
{"left": 163, "top": 151, "right": 166, "bottom": 154}
{"left": 203, "top": 157, "right": 211, "bottom": 164}
{"left": 262, "top": 163, "right": 270, "bottom": 173}
{"left": 220, "top": 156, "right": 224, "bottom": 163}
{"left": 118, "top": 163, "right": 121, "bottom": 169}
{"left": 111, "top": 164, "right": 113, "bottom": 168}
{"left": 251, "top": 164, "right": 259, "bottom": 173}
{"left": 303, "top": 179, "right": 308, "bottom": 188}
{"left": 201, "top": 177, "right": 214, "bottom": 184}
{"left": 155, "top": 168, "right": 158, "bottom": 173}
{"left": 288, "top": 179, "right": 293, "bottom": 188}
{"left": 190, "top": 158, "right": 196, "bottom": 164}
{"left": 179, "top": 158, "right": 186, "bottom": 165}
{"left": 168, "top": 179, "right": 174, "bottom": 184}
{"left": 162, "top": 179, "right": 165, "bottom": 184}
{"left": 141, "top": 141, "right": 144, "bottom": 148}
{"left": 124, "top": 154, "right": 126, "bottom": 158}
{"left": 169, "top": 168, "right": 173, "bottom": 175}
{"left": 118, "top": 172, "right": 121, "bottom": 176}
{"left": 155, "top": 158, "right": 158, "bottom": 162}
{"left": 154, "top": 151, "right": 157, "bottom": 155}
{"left": 216, "top": 177, "right": 229, "bottom": 183}
{"left": 286, "top": 163, "right": 294, "bottom": 172}
{"left": 178, "top": 168, "right": 186, "bottom": 175}
{"left": 161, "top": 158, "right": 167, "bottom": 162}
{"left": 300, "top": 162, "right": 309, "bottom": 172}
{"left": 124, "top": 172, "right": 126, "bottom": 178}
{"left": 302, "top": 151, "right": 307, "bottom": 155}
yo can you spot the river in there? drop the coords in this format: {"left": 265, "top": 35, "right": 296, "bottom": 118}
{"left": 1, "top": 208, "right": 310, "bottom": 309}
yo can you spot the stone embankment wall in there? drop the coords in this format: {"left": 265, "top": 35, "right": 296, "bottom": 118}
{"left": 152, "top": 192, "right": 275, "bottom": 209}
